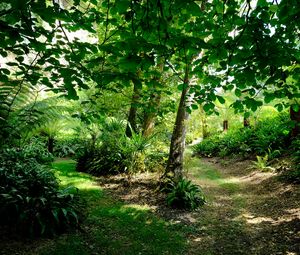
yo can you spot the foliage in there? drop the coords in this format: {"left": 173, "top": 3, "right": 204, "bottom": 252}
{"left": 165, "top": 178, "right": 205, "bottom": 210}
{"left": 0, "top": 148, "right": 83, "bottom": 236}
{"left": 53, "top": 138, "right": 85, "bottom": 158}
{"left": 193, "top": 114, "right": 290, "bottom": 158}
{"left": 22, "top": 137, "right": 54, "bottom": 164}
{"left": 76, "top": 119, "right": 126, "bottom": 175}
{"left": 250, "top": 154, "right": 274, "bottom": 172}
{"left": 279, "top": 137, "right": 300, "bottom": 183}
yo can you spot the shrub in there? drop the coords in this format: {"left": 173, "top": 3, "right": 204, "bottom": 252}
{"left": 76, "top": 119, "right": 151, "bottom": 177}
{"left": 250, "top": 154, "right": 274, "bottom": 171}
{"left": 192, "top": 114, "right": 290, "bottom": 158}
{"left": 53, "top": 138, "right": 85, "bottom": 158}
{"left": 0, "top": 148, "right": 83, "bottom": 236}
{"left": 23, "top": 137, "right": 54, "bottom": 163}
{"left": 165, "top": 178, "right": 206, "bottom": 210}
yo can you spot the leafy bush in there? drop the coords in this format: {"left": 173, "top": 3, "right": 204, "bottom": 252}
{"left": 165, "top": 178, "right": 206, "bottom": 210}
{"left": 54, "top": 138, "right": 85, "bottom": 158}
{"left": 0, "top": 148, "right": 83, "bottom": 236}
{"left": 76, "top": 119, "right": 126, "bottom": 175}
{"left": 76, "top": 119, "right": 151, "bottom": 177}
{"left": 250, "top": 154, "right": 274, "bottom": 172}
{"left": 23, "top": 137, "right": 54, "bottom": 163}
{"left": 192, "top": 114, "right": 290, "bottom": 158}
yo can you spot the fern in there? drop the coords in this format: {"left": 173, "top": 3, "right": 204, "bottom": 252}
{"left": 0, "top": 81, "right": 67, "bottom": 146}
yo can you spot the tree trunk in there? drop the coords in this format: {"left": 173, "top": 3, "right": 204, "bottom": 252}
{"left": 223, "top": 120, "right": 228, "bottom": 131}
{"left": 164, "top": 72, "right": 190, "bottom": 181}
{"left": 243, "top": 117, "right": 250, "bottom": 128}
{"left": 126, "top": 79, "right": 141, "bottom": 137}
{"left": 142, "top": 93, "right": 161, "bottom": 137}
{"left": 142, "top": 58, "right": 164, "bottom": 137}
{"left": 200, "top": 106, "right": 209, "bottom": 138}
{"left": 47, "top": 136, "right": 54, "bottom": 154}
{"left": 290, "top": 105, "right": 300, "bottom": 137}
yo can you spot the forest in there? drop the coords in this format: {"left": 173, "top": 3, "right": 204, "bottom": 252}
{"left": 0, "top": 0, "right": 299, "bottom": 254}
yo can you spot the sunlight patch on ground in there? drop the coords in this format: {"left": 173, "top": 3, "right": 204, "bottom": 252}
{"left": 242, "top": 213, "right": 275, "bottom": 224}
{"left": 240, "top": 210, "right": 300, "bottom": 226}
{"left": 193, "top": 237, "right": 203, "bottom": 242}
{"left": 239, "top": 171, "right": 275, "bottom": 184}
{"left": 122, "top": 204, "right": 151, "bottom": 211}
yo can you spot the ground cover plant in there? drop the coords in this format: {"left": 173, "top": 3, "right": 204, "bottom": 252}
{"left": 0, "top": 149, "right": 82, "bottom": 236}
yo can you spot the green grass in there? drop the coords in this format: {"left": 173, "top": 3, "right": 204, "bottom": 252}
{"left": 38, "top": 159, "right": 186, "bottom": 255}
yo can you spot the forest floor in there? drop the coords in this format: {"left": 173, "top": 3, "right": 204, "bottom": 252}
{"left": 1, "top": 152, "right": 299, "bottom": 255}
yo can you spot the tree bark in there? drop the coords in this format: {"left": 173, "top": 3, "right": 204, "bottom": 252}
{"left": 200, "top": 106, "right": 209, "bottom": 138}
{"left": 290, "top": 105, "right": 300, "bottom": 137}
{"left": 142, "top": 57, "right": 164, "bottom": 137}
{"left": 164, "top": 71, "right": 190, "bottom": 181}
{"left": 223, "top": 120, "right": 228, "bottom": 131}
{"left": 126, "top": 79, "right": 141, "bottom": 137}
{"left": 47, "top": 136, "right": 54, "bottom": 153}
{"left": 142, "top": 93, "right": 161, "bottom": 137}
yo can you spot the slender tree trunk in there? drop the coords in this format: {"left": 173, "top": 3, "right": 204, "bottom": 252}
{"left": 200, "top": 106, "right": 209, "bottom": 138}
{"left": 164, "top": 70, "right": 190, "bottom": 181}
{"left": 126, "top": 79, "right": 141, "bottom": 137}
{"left": 244, "top": 117, "right": 250, "bottom": 127}
{"left": 47, "top": 136, "right": 54, "bottom": 153}
{"left": 290, "top": 105, "right": 300, "bottom": 137}
{"left": 142, "top": 57, "right": 164, "bottom": 137}
{"left": 142, "top": 93, "right": 161, "bottom": 137}
{"left": 223, "top": 120, "right": 228, "bottom": 131}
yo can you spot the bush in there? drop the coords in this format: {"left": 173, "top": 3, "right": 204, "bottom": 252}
{"left": 53, "top": 138, "right": 85, "bottom": 158}
{"left": 165, "top": 178, "right": 206, "bottom": 210}
{"left": 192, "top": 114, "right": 290, "bottom": 158}
{"left": 23, "top": 137, "right": 54, "bottom": 163}
{"left": 76, "top": 119, "right": 151, "bottom": 177}
{"left": 0, "top": 148, "right": 83, "bottom": 236}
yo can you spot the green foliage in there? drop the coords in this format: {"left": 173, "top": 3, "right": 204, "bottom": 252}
{"left": 165, "top": 178, "right": 205, "bottom": 210}
{"left": 54, "top": 138, "right": 84, "bottom": 158}
{"left": 250, "top": 154, "right": 274, "bottom": 172}
{"left": 193, "top": 114, "right": 290, "bottom": 158}
{"left": 0, "top": 148, "right": 83, "bottom": 236}
{"left": 76, "top": 119, "right": 126, "bottom": 175}
{"left": 23, "top": 137, "right": 54, "bottom": 164}
{"left": 279, "top": 137, "right": 300, "bottom": 183}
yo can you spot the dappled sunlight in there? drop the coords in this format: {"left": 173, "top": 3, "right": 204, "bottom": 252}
{"left": 52, "top": 159, "right": 100, "bottom": 191}
{"left": 121, "top": 204, "right": 151, "bottom": 211}
{"left": 241, "top": 212, "right": 275, "bottom": 224}
{"left": 239, "top": 170, "right": 276, "bottom": 184}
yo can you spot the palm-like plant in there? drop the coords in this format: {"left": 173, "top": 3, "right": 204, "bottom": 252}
{"left": 0, "top": 80, "right": 68, "bottom": 147}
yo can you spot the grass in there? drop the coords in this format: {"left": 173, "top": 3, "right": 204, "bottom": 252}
{"left": 38, "top": 159, "right": 187, "bottom": 255}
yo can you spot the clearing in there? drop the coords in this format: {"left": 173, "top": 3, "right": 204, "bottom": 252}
{"left": 0, "top": 152, "right": 299, "bottom": 255}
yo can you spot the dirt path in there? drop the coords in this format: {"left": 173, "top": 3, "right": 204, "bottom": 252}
{"left": 185, "top": 151, "right": 300, "bottom": 255}
{"left": 101, "top": 151, "right": 300, "bottom": 255}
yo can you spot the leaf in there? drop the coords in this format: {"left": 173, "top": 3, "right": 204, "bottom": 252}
{"left": 235, "top": 89, "right": 242, "bottom": 97}
{"left": 244, "top": 112, "right": 250, "bottom": 119}
{"left": 217, "top": 96, "right": 225, "bottom": 104}
{"left": 275, "top": 103, "right": 283, "bottom": 112}
{"left": 292, "top": 104, "right": 300, "bottom": 113}
{"left": 191, "top": 104, "right": 198, "bottom": 110}
{"left": 203, "top": 102, "right": 214, "bottom": 112}
{"left": 264, "top": 93, "right": 275, "bottom": 103}
{"left": 177, "top": 83, "right": 188, "bottom": 91}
